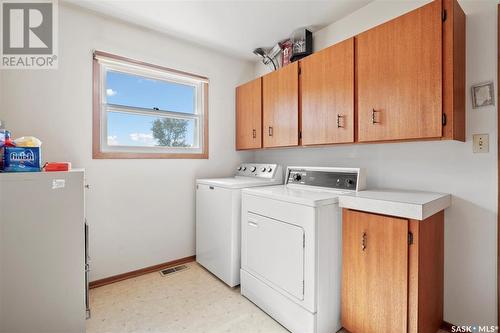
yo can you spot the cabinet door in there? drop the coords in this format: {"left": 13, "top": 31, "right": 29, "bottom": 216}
{"left": 301, "top": 38, "right": 354, "bottom": 145}
{"left": 236, "top": 78, "right": 262, "bottom": 150}
{"left": 356, "top": 0, "right": 442, "bottom": 142}
{"left": 341, "top": 209, "right": 408, "bottom": 333}
{"left": 263, "top": 62, "right": 299, "bottom": 148}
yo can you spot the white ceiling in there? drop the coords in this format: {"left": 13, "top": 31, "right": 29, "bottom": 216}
{"left": 64, "top": 0, "right": 372, "bottom": 60}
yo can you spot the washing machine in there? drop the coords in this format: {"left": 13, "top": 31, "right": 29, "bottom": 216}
{"left": 196, "top": 163, "right": 283, "bottom": 287}
{"left": 240, "top": 166, "right": 365, "bottom": 333}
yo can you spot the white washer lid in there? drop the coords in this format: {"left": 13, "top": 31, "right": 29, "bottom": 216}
{"left": 242, "top": 185, "right": 347, "bottom": 207}
{"left": 196, "top": 177, "right": 283, "bottom": 189}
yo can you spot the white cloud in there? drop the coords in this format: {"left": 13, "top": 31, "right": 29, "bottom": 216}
{"left": 107, "top": 135, "right": 119, "bottom": 145}
{"left": 129, "top": 133, "right": 157, "bottom": 146}
{"left": 106, "top": 88, "right": 117, "bottom": 96}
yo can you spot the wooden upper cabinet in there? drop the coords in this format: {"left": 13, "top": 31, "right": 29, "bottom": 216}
{"left": 356, "top": 0, "right": 443, "bottom": 142}
{"left": 236, "top": 78, "right": 262, "bottom": 150}
{"left": 341, "top": 209, "right": 409, "bottom": 333}
{"left": 442, "top": 0, "right": 466, "bottom": 141}
{"left": 262, "top": 62, "right": 299, "bottom": 148}
{"left": 300, "top": 38, "right": 354, "bottom": 145}
{"left": 234, "top": 0, "right": 465, "bottom": 149}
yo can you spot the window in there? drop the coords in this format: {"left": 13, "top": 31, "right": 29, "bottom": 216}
{"left": 93, "top": 51, "right": 208, "bottom": 159}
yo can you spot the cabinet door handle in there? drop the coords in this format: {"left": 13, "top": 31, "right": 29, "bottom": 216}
{"left": 371, "top": 109, "right": 380, "bottom": 124}
{"left": 268, "top": 126, "right": 273, "bottom": 137}
{"left": 361, "top": 232, "right": 367, "bottom": 251}
{"left": 252, "top": 129, "right": 256, "bottom": 139}
{"left": 337, "top": 114, "right": 344, "bottom": 128}
{"left": 248, "top": 221, "right": 258, "bottom": 227}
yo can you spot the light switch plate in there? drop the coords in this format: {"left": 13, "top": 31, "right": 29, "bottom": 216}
{"left": 473, "top": 134, "right": 489, "bottom": 153}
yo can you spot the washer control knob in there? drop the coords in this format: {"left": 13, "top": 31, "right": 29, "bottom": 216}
{"left": 261, "top": 167, "right": 267, "bottom": 172}
{"left": 242, "top": 167, "right": 247, "bottom": 171}
{"left": 250, "top": 166, "right": 256, "bottom": 172}
{"left": 267, "top": 167, "right": 273, "bottom": 172}
{"left": 237, "top": 166, "right": 242, "bottom": 171}
{"left": 293, "top": 173, "right": 302, "bottom": 181}
{"left": 345, "top": 179, "right": 353, "bottom": 187}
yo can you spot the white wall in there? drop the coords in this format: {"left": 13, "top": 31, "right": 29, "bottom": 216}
{"left": 254, "top": 0, "right": 498, "bottom": 326}
{"left": 0, "top": 3, "right": 254, "bottom": 281}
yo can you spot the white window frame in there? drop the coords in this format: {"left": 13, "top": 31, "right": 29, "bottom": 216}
{"left": 92, "top": 51, "right": 209, "bottom": 159}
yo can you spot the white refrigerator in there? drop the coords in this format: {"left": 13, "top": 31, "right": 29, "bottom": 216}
{"left": 0, "top": 170, "right": 88, "bottom": 333}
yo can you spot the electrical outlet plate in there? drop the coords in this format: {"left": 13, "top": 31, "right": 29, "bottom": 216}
{"left": 473, "top": 134, "right": 489, "bottom": 153}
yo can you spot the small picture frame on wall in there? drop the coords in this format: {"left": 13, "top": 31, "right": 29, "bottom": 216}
{"left": 471, "top": 81, "right": 495, "bottom": 109}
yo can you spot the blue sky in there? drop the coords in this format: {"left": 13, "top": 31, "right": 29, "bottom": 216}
{"left": 106, "top": 71, "right": 195, "bottom": 147}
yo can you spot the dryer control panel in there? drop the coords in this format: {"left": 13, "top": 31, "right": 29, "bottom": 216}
{"left": 287, "top": 167, "right": 365, "bottom": 191}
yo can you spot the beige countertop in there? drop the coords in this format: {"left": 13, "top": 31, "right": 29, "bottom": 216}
{"left": 338, "top": 189, "right": 451, "bottom": 220}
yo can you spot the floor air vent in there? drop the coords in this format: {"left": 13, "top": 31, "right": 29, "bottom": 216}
{"left": 159, "top": 265, "right": 189, "bottom": 276}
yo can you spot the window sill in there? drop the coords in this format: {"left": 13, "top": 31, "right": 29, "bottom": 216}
{"left": 92, "top": 151, "right": 208, "bottom": 159}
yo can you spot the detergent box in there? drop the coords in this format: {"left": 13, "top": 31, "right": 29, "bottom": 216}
{"left": 3, "top": 147, "right": 41, "bottom": 172}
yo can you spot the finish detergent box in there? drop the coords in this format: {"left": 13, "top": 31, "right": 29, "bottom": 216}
{"left": 3, "top": 147, "right": 41, "bottom": 172}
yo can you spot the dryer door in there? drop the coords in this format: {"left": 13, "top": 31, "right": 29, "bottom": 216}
{"left": 245, "top": 212, "right": 305, "bottom": 300}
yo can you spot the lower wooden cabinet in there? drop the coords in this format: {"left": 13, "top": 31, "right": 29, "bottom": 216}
{"left": 341, "top": 209, "right": 444, "bottom": 333}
